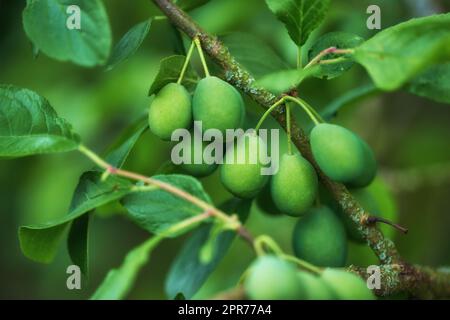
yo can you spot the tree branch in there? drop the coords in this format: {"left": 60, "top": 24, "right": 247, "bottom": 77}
{"left": 152, "top": 0, "right": 450, "bottom": 299}
{"left": 349, "top": 264, "right": 450, "bottom": 298}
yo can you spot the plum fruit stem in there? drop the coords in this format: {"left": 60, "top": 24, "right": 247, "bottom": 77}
{"left": 177, "top": 40, "right": 196, "bottom": 85}
{"left": 194, "top": 37, "right": 211, "bottom": 77}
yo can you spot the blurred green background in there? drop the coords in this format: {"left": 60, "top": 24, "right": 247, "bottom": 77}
{"left": 0, "top": 0, "right": 449, "bottom": 299}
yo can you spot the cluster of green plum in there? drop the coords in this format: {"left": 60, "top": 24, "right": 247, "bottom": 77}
{"left": 250, "top": 120, "right": 377, "bottom": 218}
{"left": 148, "top": 78, "right": 314, "bottom": 211}
{"left": 244, "top": 255, "right": 374, "bottom": 300}
{"left": 149, "top": 77, "right": 376, "bottom": 209}
{"left": 148, "top": 75, "right": 244, "bottom": 141}
{"left": 148, "top": 75, "right": 244, "bottom": 178}
{"left": 250, "top": 124, "right": 378, "bottom": 272}
{"left": 149, "top": 71, "right": 381, "bottom": 299}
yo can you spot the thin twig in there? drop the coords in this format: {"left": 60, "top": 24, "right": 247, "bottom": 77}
{"left": 365, "top": 216, "right": 409, "bottom": 235}
{"left": 78, "top": 144, "right": 254, "bottom": 246}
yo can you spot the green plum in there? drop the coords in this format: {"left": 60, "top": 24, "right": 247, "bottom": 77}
{"left": 193, "top": 76, "right": 245, "bottom": 134}
{"left": 220, "top": 133, "right": 268, "bottom": 199}
{"left": 180, "top": 139, "right": 219, "bottom": 178}
{"left": 254, "top": 182, "right": 283, "bottom": 216}
{"left": 347, "top": 139, "right": 377, "bottom": 188}
{"left": 297, "top": 270, "right": 336, "bottom": 300}
{"left": 310, "top": 123, "right": 376, "bottom": 186}
{"left": 148, "top": 83, "right": 192, "bottom": 141}
{"left": 321, "top": 268, "right": 375, "bottom": 300}
{"left": 292, "top": 206, "right": 347, "bottom": 267}
{"left": 271, "top": 153, "right": 318, "bottom": 217}
{"left": 245, "top": 255, "right": 306, "bottom": 300}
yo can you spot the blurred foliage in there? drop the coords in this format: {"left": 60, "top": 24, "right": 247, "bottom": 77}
{"left": 0, "top": 0, "right": 449, "bottom": 299}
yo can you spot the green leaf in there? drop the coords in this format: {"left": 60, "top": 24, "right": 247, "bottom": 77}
{"left": 175, "top": 0, "right": 211, "bottom": 11}
{"left": 221, "top": 32, "right": 289, "bottom": 78}
{"left": 91, "top": 193, "right": 211, "bottom": 301}
{"left": 67, "top": 213, "right": 90, "bottom": 274}
{"left": 91, "top": 236, "right": 163, "bottom": 300}
{"left": 264, "top": 0, "right": 330, "bottom": 46}
{"left": 18, "top": 224, "right": 68, "bottom": 265}
{"left": 103, "top": 119, "right": 148, "bottom": 168}
{"left": 165, "top": 199, "right": 251, "bottom": 299}
{"left": 354, "top": 13, "right": 450, "bottom": 91}
{"left": 22, "top": 0, "right": 112, "bottom": 67}
{"left": 19, "top": 173, "right": 132, "bottom": 263}
{"left": 69, "top": 173, "right": 133, "bottom": 215}
{"left": 19, "top": 121, "right": 147, "bottom": 264}
{"left": 106, "top": 19, "right": 152, "bottom": 71}
{"left": 407, "top": 63, "right": 450, "bottom": 104}
{"left": 308, "top": 32, "right": 364, "bottom": 80}
{"left": 255, "top": 64, "right": 320, "bottom": 94}
{"left": 0, "top": 85, "right": 80, "bottom": 157}
{"left": 121, "top": 174, "right": 212, "bottom": 236}
{"left": 321, "top": 83, "right": 379, "bottom": 120}
{"left": 148, "top": 55, "right": 198, "bottom": 96}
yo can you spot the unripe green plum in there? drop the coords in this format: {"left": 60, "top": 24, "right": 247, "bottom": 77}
{"left": 271, "top": 153, "right": 318, "bottom": 217}
{"left": 245, "top": 255, "right": 307, "bottom": 300}
{"left": 254, "top": 182, "right": 283, "bottom": 216}
{"left": 220, "top": 133, "right": 268, "bottom": 199}
{"left": 180, "top": 139, "right": 219, "bottom": 178}
{"left": 347, "top": 140, "right": 377, "bottom": 188}
{"left": 193, "top": 76, "right": 245, "bottom": 134}
{"left": 321, "top": 268, "right": 375, "bottom": 300}
{"left": 310, "top": 123, "right": 376, "bottom": 186}
{"left": 292, "top": 206, "right": 347, "bottom": 267}
{"left": 297, "top": 270, "right": 336, "bottom": 300}
{"left": 148, "top": 83, "right": 192, "bottom": 141}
